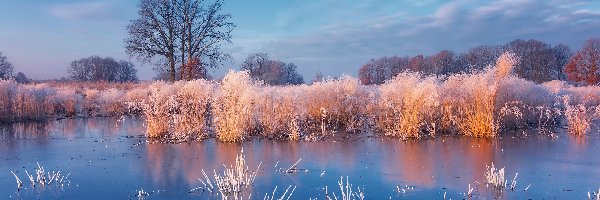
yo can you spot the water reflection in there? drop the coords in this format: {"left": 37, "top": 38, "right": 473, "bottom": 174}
{"left": 0, "top": 121, "right": 55, "bottom": 140}
{"left": 2, "top": 118, "right": 600, "bottom": 199}
{"left": 0, "top": 116, "right": 145, "bottom": 141}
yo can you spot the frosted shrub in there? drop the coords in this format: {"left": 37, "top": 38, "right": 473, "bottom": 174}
{"left": 497, "top": 77, "right": 556, "bottom": 128}
{"left": 171, "top": 80, "right": 214, "bottom": 139}
{"left": 53, "top": 88, "right": 83, "bottom": 117}
{"left": 142, "top": 81, "right": 183, "bottom": 138}
{"left": 563, "top": 96, "right": 593, "bottom": 136}
{"left": 82, "top": 88, "right": 101, "bottom": 115}
{"left": 254, "top": 86, "right": 302, "bottom": 140}
{"left": 560, "top": 85, "right": 600, "bottom": 107}
{"left": 303, "top": 76, "right": 368, "bottom": 138}
{"left": 542, "top": 80, "right": 568, "bottom": 94}
{"left": 4, "top": 52, "right": 600, "bottom": 141}
{"left": 214, "top": 71, "right": 256, "bottom": 142}
{"left": 123, "top": 87, "right": 150, "bottom": 114}
{"left": 376, "top": 72, "right": 439, "bottom": 139}
{"left": 444, "top": 52, "right": 518, "bottom": 137}
{"left": 0, "top": 81, "right": 55, "bottom": 122}
{"left": 0, "top": 80, "right": 18, "bottom": 122}
{"left": 98, "top": 88, "right": 125, "bottom": 116}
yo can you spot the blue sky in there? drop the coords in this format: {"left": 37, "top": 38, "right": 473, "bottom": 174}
{"left": 0, "top": 0, "right": 599, "bottom": 80}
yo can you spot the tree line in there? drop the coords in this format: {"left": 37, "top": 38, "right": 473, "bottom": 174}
{"left": 359, "top": 39, "right": 579, "bottom": 85}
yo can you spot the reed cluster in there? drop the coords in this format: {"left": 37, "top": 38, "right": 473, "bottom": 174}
{"left": 1, "top": 53, "right": 598, "bottom": 140}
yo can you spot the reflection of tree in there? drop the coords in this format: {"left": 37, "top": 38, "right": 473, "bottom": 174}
{"left": 144, "top": 143, "right": 177, "bottom": 185}
{"left": 464, "top": 139, "right": 495, "bottom": 183}
{"left": 380, "top": 138, "right": 496, "bottom": 190}
{"left": 0, "top": 122, "right": 54, "bottom": 152}
{"left": 0, "top": 122, "right": 53, "bottom": 140}
{"left": 381, "top": 140, "right": 435, "bottom": 187}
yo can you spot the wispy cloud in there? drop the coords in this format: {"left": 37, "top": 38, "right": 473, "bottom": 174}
{"left": 240, "top": 0, "right": 600, "bottom": 77}
{"left": 47, "top": 1, "right": 115, "bottom": 21}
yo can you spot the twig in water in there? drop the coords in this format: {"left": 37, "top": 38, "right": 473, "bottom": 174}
{"left": 286, "top": 158, "right": 303, "bottom": 173}
{"left": 263, "top": 185, "right": 296, "bottom": 200}
{"left": 11, "top": 171, "right": 23, "bottom": 189}
{"left": 467, "top": 184, "right": 474, "bottom": 197}
{"left": 510, "top": 173, "right": 518, "bottom": 190}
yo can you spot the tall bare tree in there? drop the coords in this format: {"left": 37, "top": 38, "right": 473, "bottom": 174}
{"left": 178, "top": 0, "right": 233, "bottom": 80}
{"left": 126, "top": 0, "right": 233, "bottom": 82}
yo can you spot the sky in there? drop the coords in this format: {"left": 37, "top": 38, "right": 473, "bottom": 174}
{"left": 0, "top": 0, "right": 599, "bottom": 80}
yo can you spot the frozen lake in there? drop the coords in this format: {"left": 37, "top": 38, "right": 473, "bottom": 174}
{"left": 1, "top": 117, "right": 599, "bottom": 199}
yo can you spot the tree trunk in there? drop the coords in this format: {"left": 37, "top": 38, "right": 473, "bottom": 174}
{"left": 169, "top": 55, "right": 176, "bottom": 82}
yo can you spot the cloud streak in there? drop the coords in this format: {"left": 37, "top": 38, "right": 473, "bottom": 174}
{"left": 47, "top": 1, "right": 115, "bottom": 21}
{"left": 235, "top": 0, "right": 600, "bottom": 78}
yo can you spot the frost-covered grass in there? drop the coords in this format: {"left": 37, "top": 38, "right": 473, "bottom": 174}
{"left": 11, "top": 162, "right": 71, "bottom": 190}
{"left": 1, "top": 53, "right": 600, "bottom": 140}
{"left": 193, "top": 148, "right": 261, "bottom": 199}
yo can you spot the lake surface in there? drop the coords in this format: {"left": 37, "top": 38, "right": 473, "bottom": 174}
{"left": 0, "top": 117, "right": 599, "bottom": 199}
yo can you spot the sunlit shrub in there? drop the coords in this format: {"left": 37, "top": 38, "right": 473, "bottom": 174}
{"left": 302, "top": 76, "right": 369, "bottom": 138}
{"left": 563, "top": 96, "right": 595, "bottom": 136}
{"left": 375, "top": 72, "right": 439, "bottom": 139}
{"left": 441, "top": 52, "right": 518, "bottom": 137}
{"left": 172, "top": 80, "right": 214, "bottom": 139}
{"left": 213, "top": 71, "right": 256, "bottom": 142}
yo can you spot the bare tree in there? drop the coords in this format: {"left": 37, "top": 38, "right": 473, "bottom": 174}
{"left": 312, "top": 71, "right": 324, "bottom": 83}
{"left": 126, "top": 0, "right": 178, "bottom": 82}
{"left": 240, "top": 52, "right": 304, "bottom": 85}
{"left": 14, "top": 72, "right": 30, "bottom": 84}
{"left": 69, "top": 56, "right": 138, "bottom": 82}
{"left": 126, "top": 0, "right": 233, "bottom": 82}
{"left": 456, "top": 45, "right": 503, "bottom": 72}
{"left": 0, "top": 52, "right": 14, "bottom": 80}
{"left": 552, "top": 44, "right": 572, "bottom": 80}
{"left": 506, "top": 39, "right": 562, "bottom": 83}
{"left": 241, "top": 52, "right": 270, "bottom": 79}
{"left": 427, "top": 50, "right": 456, "bottom": 75}
{"left": 177, "top": 0, "right": 234, "bottom": 81}
{"left": 358, "top": 56, "right": 409, "bottom": 85}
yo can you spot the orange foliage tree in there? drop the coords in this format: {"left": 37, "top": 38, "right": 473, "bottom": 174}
{"left": 565, "top": 38, "right": 600, "bottom": 85}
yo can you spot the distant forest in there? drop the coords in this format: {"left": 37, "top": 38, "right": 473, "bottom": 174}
{"left": 1, "top": 38, "right": 599, "bottom": 86}
{"left": 358, "top": 39, "right": 574, "bottom": 85}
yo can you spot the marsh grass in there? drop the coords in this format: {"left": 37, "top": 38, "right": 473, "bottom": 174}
{"left": 1, "top": 53, "right": 599, "bottom": 141}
